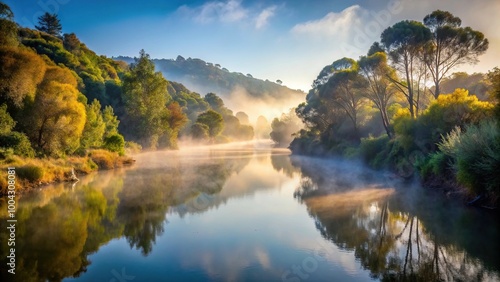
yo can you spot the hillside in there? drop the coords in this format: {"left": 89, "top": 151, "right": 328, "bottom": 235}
{"left": 114, "top": 55, "right": 306, "bottom": 120}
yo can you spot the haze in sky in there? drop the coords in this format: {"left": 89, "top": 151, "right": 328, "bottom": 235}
{"left": 7, "top": 0, "right": 500, "bottom": 91}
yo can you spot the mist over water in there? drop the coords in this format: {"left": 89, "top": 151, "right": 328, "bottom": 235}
{"left": 0, "top": 141, "right": 498, "bottom": 282}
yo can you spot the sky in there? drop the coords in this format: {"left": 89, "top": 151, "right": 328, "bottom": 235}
{"left": 6, "top": 0, "right": 500, "bottom": 91}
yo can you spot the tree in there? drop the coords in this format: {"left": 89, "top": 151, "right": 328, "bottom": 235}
{"left": 276, "top": 79, "right": 283, "bottom": 85}
{"left": 423, "top": 10, "right": 489, "bottom": 98}
{"left": 317, "top": 58, "right": 366, "bottom": 139}
{"left": 0, "top": 103, "right": 15, "bottom": 134}
{"left": 255, "top": 115, "right": 271, "bottom": 138}
{"left": 204, "top": 92, "right": 225, "bottom": 111}
{"left": 235, "top": 111, "right": 250, "bottom": 124}
{"left": 191, "top": 123, "right": 209, "bottom": 140}
{"left": 196, "top": 110, "right": 224, "bottom": 140}
{"left": 381, "top": 20, "right": 432, "bottom": 118}
{"left": 0, "top": 2, "right": 17, "bottom": 46}
{"left": 122, "top": 50, "right": 171, "bottom": 148}
{"left": 270, "top": 109, "right": 302, "bottom": 147}
{"left": 102, "top": 105, "right": 120, "bottom": 138}
{"left": 35, "top": 12, "right": 62, "bottom": 37}
{"left": 80, "top": 99, "right": 105, "bottom": 149}
{"left": 0, "top": 47, "right": 46, "bottom": 107}
{"left": 63, "top": 33, "right": 81, "bottom": 54}
{"left": 27, "top": 76, "right": 86, "bottom": 156}
{"left": 358, "top": 52, "right": 397, "bottom": 138}
{"left": 367, "top": 42, "right": 384, "bottom": 56}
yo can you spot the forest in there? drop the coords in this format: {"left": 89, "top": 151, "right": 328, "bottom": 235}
{"left": 285, "top": 10, "right": 500, "bottom": 207}
{"left": 0, "top": 2, "right": 255, "bottom": 194}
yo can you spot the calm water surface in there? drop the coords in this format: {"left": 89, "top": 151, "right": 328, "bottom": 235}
{"left": 1, "top": 141, "right": 499, "bottom": 281}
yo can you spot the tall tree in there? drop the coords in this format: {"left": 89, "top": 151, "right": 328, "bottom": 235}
{"left": 381, "top": 20, "right": 432, "bottom": 118}
{"left": 358, "top": 52, "right": 397, "bottom": 138}
{"left": 0, "top": 2, "right": 17, "bottom": 46}
{"left": 317, "top": 58, "right": 366, "bottom": 139}
{"left": 35, "top": 12, "right": 62, "bottom": 37}
{"left": 196, "top": 110, "right": 224, "bottom": 140}
{"left": 122, "top": 50, "right": 171, "bottom": 148}
{"left": 28, "top": 76, "right": 86, "bottom": 156}
{"left": 80, "top": 99, "right": 106, "bottom": 149}
{"left": 423, "top": 10, "right": 489, "bottom": 98}
{"left": 102, "top": 105, "right": 120, "bottom": 138}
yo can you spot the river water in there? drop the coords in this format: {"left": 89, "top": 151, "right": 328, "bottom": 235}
{"left": 1, "top": 141, "right": 499, "bottom": 281}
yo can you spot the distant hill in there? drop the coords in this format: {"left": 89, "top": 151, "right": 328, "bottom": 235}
{"left": 115, "top": 55, "right": 304, "bottom": 98}
{"left": 114, "top": 55, "right": 306, "bottom": 121}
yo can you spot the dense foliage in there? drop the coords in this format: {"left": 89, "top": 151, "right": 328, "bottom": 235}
{"left": 0, "top": 1, "right": 255, "bottom": 181}
{"left": 290, "top": 9, "right": 499, "bottom": 205}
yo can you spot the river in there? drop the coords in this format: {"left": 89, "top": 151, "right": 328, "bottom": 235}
{"left": 1, "top": 141, "right": 499, "bottom": 281}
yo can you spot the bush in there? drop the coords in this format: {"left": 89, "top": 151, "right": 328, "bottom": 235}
{"left": 103, "top": 134, "right": 125, "bottom": 156}
{"left": 416, "top": 151, "right": 450, "bottom": 180}
{"left": 16, "top": 165, "right": 45, "bottom": 182}
{"left": 125, "top": 141, "right": 142, "bottom": 154}
{"left": 89, "top": 150, "right": 116, "bottom": 170}
{"left": 393, "top": 89, "right": 494, "bottom": 155}
{"left": 439, "top": 121, "right": 500, "bottom": 198}
{"left": 0, "top": 148, "right": 14, "bottom": 159}
{"left": 360, "top": 135, "right": 390, "bottom": 168}
{"left": 0, "top": 132, "right": 35, "bottom": 157}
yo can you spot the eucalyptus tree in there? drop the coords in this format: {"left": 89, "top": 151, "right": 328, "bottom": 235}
{"left": 358, "top": 52, "right": 397, "bottom": 138}
{"left": 381, "top": 20, "right": 432, "bottom": 118}
{"left": 316, "top": 58, "right": 366, "bottom": 140}
{"left": 423, "top": 10, "right": 489, "bottom": 98}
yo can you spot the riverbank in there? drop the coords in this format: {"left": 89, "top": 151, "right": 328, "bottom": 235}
{"left": 0, "top": 149, "right": 135, "bottom": 196}
{"left": 289, "top": 138, "right": 498, "bottom": 210}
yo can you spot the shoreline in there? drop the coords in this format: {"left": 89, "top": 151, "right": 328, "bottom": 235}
{"left": 0, "top": 151, "right": 135, "bottom": 197}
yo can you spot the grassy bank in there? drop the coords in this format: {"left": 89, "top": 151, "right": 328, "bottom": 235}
{"left": 0, "top": 149, "right": 134, "bottom": 196}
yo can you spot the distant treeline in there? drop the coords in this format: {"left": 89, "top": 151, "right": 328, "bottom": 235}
{"left": 113, "top": 55, "right": 305, "bottom": 100}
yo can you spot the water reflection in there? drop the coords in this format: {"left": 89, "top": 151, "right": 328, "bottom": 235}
{"left": 291, "top": 156, "right": 500, "bottom": 281}
{"left": 0, "top": 147, "right": 498, "bottom": 282}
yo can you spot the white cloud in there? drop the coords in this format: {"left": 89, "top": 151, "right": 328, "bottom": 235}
{"left": 291, "top": 5, "right": 365, "bottom": 38}
{"left": 178, "top": 0, "right": 247, "bottom": 24}
{"left": 255, "top": 6, "right": 277, "bottom": 29}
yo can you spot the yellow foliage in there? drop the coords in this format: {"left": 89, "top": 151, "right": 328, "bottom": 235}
{"left": 425, "top": 88, "right": 494, "bottom": 124}
{"left": 30, "top": 79, "right": 86, "bottom": 156}
{"left": 0, "top": 46, "right": 46, "bottom": 106}
{"left": 42, "top": 66, "right": 78, "bottom": 88}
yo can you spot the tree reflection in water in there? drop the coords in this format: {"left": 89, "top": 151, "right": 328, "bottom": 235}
{"left": 290, "top": 156, "right": 500, "bottom": 282}
{"left": 0, "top": 150, "right": 251, "bottom": 282}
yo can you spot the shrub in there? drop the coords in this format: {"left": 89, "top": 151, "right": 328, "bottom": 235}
{"left": 89, "top": 149, "right": 116, "bottom": 170}
{"left": 103, "top": 134, "right": 125, "bottom": 155}
{"left": 416, "top": 151, "right": 450, "bottom": 180}
{"left": 16, "top": 165, "right": 45, "bottom": 182}
{"left": 125, "top": 141, "right": 142, "bottom": 154}
{"left": 360, "top": 135, "right": 390, "bottom": 167}
{"left": 439, "top": 121, "right": 500, "bottom": 198}
{"left": 0, "top": 132, "right": 35, "bottom": 157}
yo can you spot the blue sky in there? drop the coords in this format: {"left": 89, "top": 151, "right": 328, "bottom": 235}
{"left": 6, "top": 0, "right": 500, "bottom": 91}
